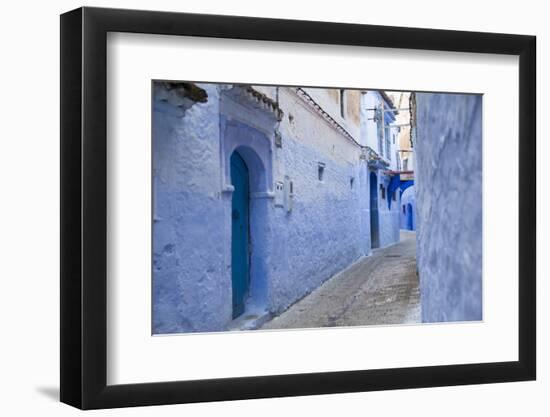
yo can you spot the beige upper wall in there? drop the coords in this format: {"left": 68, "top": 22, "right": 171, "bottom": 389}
{"left": 345, "top": 90, "right": 361, "bottom": 126}
{"left": 327, "top": 89, "right": 339, "bottom": 103}
{"left": 386, "top": 91, "right": 413, "bottom": 170}
{"left": 253, "top": 85, "right": 362, "bottom": 133}
{"left": 251, "top": 84, "right": 363, "bottom": 165}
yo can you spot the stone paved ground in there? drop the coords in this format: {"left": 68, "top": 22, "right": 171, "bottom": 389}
{"left": 261, "top": 230, "right": 420, "bottom": 330}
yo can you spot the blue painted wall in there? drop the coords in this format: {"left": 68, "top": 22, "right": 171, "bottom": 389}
{"left": 376, "top": 172, "right": 401, "bottom": 248}
{"left": 152, "top": 83, "right": 400, "bottom": 333}
{"left": 152, "top": 84, "right": 232, "bottom": 333}
{"left": 265, "top": 135, "right": 367, "bottom": 315}
{"left": 414, "top": 93, "right": 482, "bottom": 322}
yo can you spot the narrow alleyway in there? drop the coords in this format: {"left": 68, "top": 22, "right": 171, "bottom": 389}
{"left": 261, "top": 230, "right": 420, "bottom": 330}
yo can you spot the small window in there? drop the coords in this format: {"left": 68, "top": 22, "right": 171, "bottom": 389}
{"left": 339, "top": 89, "right": 346, "bottom": 118}
{"left": 318, "top": 162, "right": 325, "bottom": 181}
{"left": 380, "top": 184, "right": 386, "bottom": 200}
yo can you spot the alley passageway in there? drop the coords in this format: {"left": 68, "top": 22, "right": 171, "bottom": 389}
{"left": 261, "top": 231, "right": 420, "bottom": 330}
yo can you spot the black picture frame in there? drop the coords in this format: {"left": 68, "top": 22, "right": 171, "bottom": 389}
{"left": 60, "top": 6, "right": 536, "bottom": 410}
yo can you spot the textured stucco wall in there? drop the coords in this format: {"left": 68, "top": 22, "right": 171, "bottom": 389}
{"left": 152, "top": 84, "right": 231, "bottom": 333}
{"left": 301, "top": 87, "right": 361, "bottom": 141}
{"left": 414, "top": 93, "right": 482, "bottom": 322}
{"left": 152, "top": 83, "right": 395, "bottom": 333}
{"left": 267, "top": 86, "right": 370, "bottom": 313}
{"left": 377, "top": 171, "right": 401, "bottom": 248}
{"left": 345, "top": 90, "right": 361, "bottom": 126}
{"left": 266, "top": 136, "right": 366, "bottom": 313}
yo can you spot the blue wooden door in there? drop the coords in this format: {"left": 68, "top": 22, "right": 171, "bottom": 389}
{"left": 230, "top": 152, "right": 250, "bottom": 318}
{"left": 407, "top": 203, "right": 413, "bottom": 230}
{"left": 369, "top": 172, "right": 380, "bottom": 248}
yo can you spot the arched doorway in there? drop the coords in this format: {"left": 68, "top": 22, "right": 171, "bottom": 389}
{"left": 230, "top": 151, "right": 250, "bottom": 318}
{"left": 370, "top": 171, "right": 380, "bottom": 249}
{"left": 221, "top": 115, "right": 273, "bottom": 322}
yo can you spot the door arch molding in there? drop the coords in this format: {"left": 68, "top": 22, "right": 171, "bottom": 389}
{"left": 222, "top": 120, "right": 273, "bottom": 320}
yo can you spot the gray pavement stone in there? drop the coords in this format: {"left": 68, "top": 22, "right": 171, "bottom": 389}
{"left": 261, "top": 231, "right": 420, "bottom": 330}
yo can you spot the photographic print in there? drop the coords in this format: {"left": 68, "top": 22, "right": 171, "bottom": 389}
{"left": 60, "top": 8, "right": 535, "bottom": 408}
{"left": 152, "top": 82, "right": 482, "bottom": 335}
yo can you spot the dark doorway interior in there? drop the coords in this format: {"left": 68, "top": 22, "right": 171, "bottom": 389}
{"left": 407, "top": 203, "right": 413, "bottom": 230}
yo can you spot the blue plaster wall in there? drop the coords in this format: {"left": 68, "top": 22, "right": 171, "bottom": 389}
{"left": 152, "top": 84, "right": 232, "bottom": 333}
{"left": 266, "top": 136, "right": 366, "bottom": 314}
{"left": 376, "top": 172, "right": 401, "bottom": 248}
{"left": 152, "top": 83, "right": 379, "bottom": 333}
{"left": 414, "top": 93, "right": 482, "bottom": 322}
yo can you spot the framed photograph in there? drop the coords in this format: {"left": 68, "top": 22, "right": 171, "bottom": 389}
{"left": 60, "top": 6, "right": 536, "bottom": 409}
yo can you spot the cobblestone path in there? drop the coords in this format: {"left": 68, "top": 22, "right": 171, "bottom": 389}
{"left": 261, "top": 231, "right": 420, "bottom": 330}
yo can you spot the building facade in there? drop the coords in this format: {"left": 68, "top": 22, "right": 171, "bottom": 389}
{"left": 384, "top": 91, "right": 417, "bottom": 232}
{"left": 360, "top": 91, "right": 402, "bottom": 248}
{"left": 152, "top": 82, "right": 402, "bottom": 333}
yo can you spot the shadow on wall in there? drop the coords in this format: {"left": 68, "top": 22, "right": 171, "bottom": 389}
{"left": 414, "top": 92, "right": 483, "bottom": 323}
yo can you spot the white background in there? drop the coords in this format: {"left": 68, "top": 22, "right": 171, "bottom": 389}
{"left": 0, "top": 0, "right": 545, "bottom": 415}
{"left": 108, "top": 33, "right": 518, "bottom": 384}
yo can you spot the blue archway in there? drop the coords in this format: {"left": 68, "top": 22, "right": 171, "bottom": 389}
{"left": 387, "top": 175, "right": 414, "bottom": 209}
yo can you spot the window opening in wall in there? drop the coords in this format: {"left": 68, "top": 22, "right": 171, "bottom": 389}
{"left": 380, "top": 184, "right": 386, "bottom": 200}
{"left": 318, "top": 162, "right": 325, "bottom": 181}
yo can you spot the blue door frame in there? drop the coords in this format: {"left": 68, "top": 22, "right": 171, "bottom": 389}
{"left": 369, "top": 172, "right": 380, "bottom": 248}
{"left": 230, "top": 152, "right": 250, "bottom": 319}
